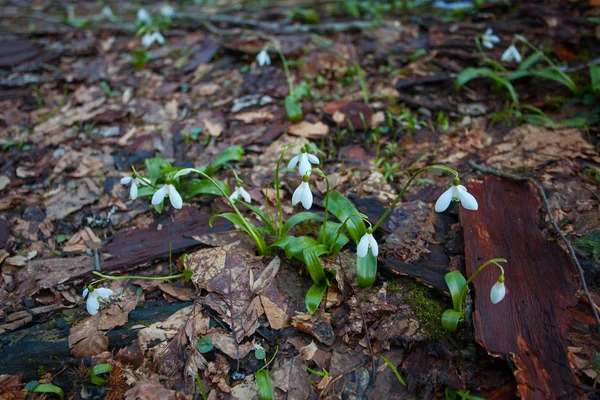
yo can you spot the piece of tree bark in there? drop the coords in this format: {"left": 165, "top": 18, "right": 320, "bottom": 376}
{"left": 461, "top": 176, "right": 583, "bottom": 400}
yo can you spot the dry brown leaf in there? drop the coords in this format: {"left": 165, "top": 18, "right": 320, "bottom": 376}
{"left": 260, "top": 295, "right": 290, "bottom": 330}
{"left": 205, "top": 328, "right": 254, "bottom": 359}
{"left": 63, "top": 227, "right": 102, "bottom": 252}
{"left": 288, "top": 121, "right": 329, "bottom": 138}
{"left": 125, "top": 383, "right": 192, "bottom": 400}
{"left": 69, "top": 295, "right": 138, "bottom": 357}
{"left": 299, "top": 340, "right": 318, "bottom": 361}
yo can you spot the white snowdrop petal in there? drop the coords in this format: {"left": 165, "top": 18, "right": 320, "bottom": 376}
{"left": 86, "top": 296, "right": 101, "bottom": 315}
{"left": 121, "top": 176, "right": 132, "bottom": 185}
{"left": 151, "top": 185, "right": 168, "bottom": 205}
{"left": 485, "top": 28, "right": 493, "bottom": 36}
{"left": 369, "top": 235, "right": 379, "bottom": 257}
{"left": 292, "top": 183, "right": 304, "bottom": 206}
{"left": 287, "top": 154, "right": 300, "bottom": 169}
{"left": 299, "top": 154, "right": 311, "bottom": 176}
{"left": 434, "top": 187, "right": 454, "bottom": 213}
{"left": 142, "top": 33, "right": 153, "bottom": 47}
{"left": 230, "top": 187, "right": 240, "bottom": 201}
{"left": 168, "top": 185, "right": 183, "bottom": 209}
{"left": 357, "top": 234, "right": 369, "bottom": 258}
{"left": 483, "top": 40, "right": 493, "bottom": 49}
{"left": 82, "top": 288, "right": 89, "bottom": 298}
{"left": 155, "top": 32, "right": 165, "bottom": 45}
{"left": 240, "top": 187, "right": 251, "bottom": 203}
{"left": 307, "top": 154, "right": 319, "bottom": 164}
{"left": 130, "top": 182, "right": 138, "bottom": 200}
{"left": 301, "top": 183, "right": 313, "bottom": 209}
{"left": 458, "top": 190, "right": 479, "bottom": 211}
{"left": 490, "top": 282, "right": 506, "bottom": 304}
{"left": 94, "top": 288, "right": 114, "bottom": 299}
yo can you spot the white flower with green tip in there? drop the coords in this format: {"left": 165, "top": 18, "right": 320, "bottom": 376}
{"left": 256, "top": 49, "right": 271, "bottom": 66}
{"left": 152, "top": 183, "right": 183, "bottom": 209}
{"left": 82, "top": 287, "right": 114, "bottom": 315}
{"left": 121, "top": 175, "right": 148, "bottom": 200}
{"left": 137, "top": 8, "right": 151, "bottom": 23}
{"left": 357, "top": 228, "right": 378, "bottom": 258}
{"left": 501, "top": 45, "right": 522, "bottom": 63}
{"left": 230, "top": 184, "right": 251, "bottom": 203}
{"left": 160, "top": 4, "right": 174, "bottom": 18}
{"left": 490, "top": 277, "right": 506, "bottom": 304}
{"left": 292, "top": 175, "right": 313, "bottom": 210}
{"left": 482, "top": 28, "right": 500, "bottom": 49}
{"left": 288, "top": 147, "right": 319, "bottom": 176}
{"left": 435, "top": 178, "right": 478, "bottom": 212}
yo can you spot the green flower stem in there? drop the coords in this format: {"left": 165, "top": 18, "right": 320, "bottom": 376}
{"left": 514, "top": 35, "right": 557, "bottom": 68}
{"left": 275, "top": 147, "right": 289, "bottom": 236}
{"left": 272, "top": 46, "right": 294, "bottom": 96}
{"left": 329, "top": 212, "right": 367, "bottom": 253}
{"left": 259, "top": 345, "right": 279, "bottom": 371}
{"left": 91, "top": 270, "right": 187, "bottom": 282}
{"left": 458, "top": 258, "right": 507, "bottom": 312}
{"left": 175, "top": 168, "right": 267, "bottom": 255}
{"left": 313, "top": 168, "right": 330, "bottom": 243}
{"left": 372, "top": 165, "right": 459, "bottom": 231}
{"left": 222, "top": 163, "right": 243, "bottom": 184}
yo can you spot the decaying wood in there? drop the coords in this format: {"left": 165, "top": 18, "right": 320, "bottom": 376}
{"left": 461, "top": 176, "right": 583, "bottom": 399}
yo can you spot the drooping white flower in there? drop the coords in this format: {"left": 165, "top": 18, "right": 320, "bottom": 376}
{"left": 357, "top": 229, "right": 378, "bottom": 258}
{"left": 292, "top": 176, "right": 313, "bottom": 210}
{"left": 501, "top": 45, "right": 522, "bottom": 63}
{"left": 160, "top": 4, "right": 174, "bottom": 18}
{"left": 435, "top": 182, "right": 478, "bottom": 212}
{"left": 230, "top": 184, "right": 251, "bottom": 203}
{"left": 256, "top": 49, "right": 271, "bottom": 67}
{"left": 490, "top": 280, "right": 506, "bottom": 304}
{"left": 82, "top": 287, "right": 114, "bottom": 315}
{"left": 482, "top": 28, "right": 500, "bottom": 49}
{"left": 137, "top": 8, "right": 151, "bottom": 23}
{"left": 142, "top": 31, "right": 165, "bottom": 48}
{"left": 152, "top": 183, "right": 183, "bottom": 209}
{"left": 288, "top": 148, "right": 320, "bottom": 176}
{"left": 101, "top": 6, "right": 116, "bottom": 21}
{"left": 121, "top": 175, "right": 148, "bottom": 200}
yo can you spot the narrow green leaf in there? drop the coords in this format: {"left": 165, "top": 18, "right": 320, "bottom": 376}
{"left": 528, "top": 68, "right": 577, "bottom": 93}
{"left": 281, "top": 212, "right": 322, "bottom": 235}
{"left": 269, "top": 236, "right": 295, "bottom": 252}
{"left": 209, "top": 213, "right": 266, "bottom": 250}
{"left": 204, "top": 145, "right": 244, "bottom": 176}
{"left": 456, "top": 67, "right": 519, "bottom": 106}
{"left": 255, "top": 369, "right": 275, "bottom": 400}
{"left": 90, "top": 363, "right": 113, "bottom": 385}
{"left": 357, "top": 252, "right": 377, "bottom": 287}
{"left": 302, "top": 245, "right": 328, "bottom": 283}
{"left": 325, "top": 191, "right": 366, "bottom": 243}
{"left": 441, "top": 309, "right": 463, "bottom": 332}
{"left": 517, "top": 52, "right": 543, "bottom": 71}
{"left": 184, "top": 178, "right": 228, "bottom": 198}
{"left": 444, "top": 271, "right": 466, "bottom": 311}
{"left": 233, "top": 199, "right": 277, "bottom": 235}
{"left": 318, "top": 221, "right": 350, "bottom": 253}
{"left": 305, "top": 282, "right": 328, "bottom": 313}
{"left": 145, "top": 156, "right": 171, "bottom": 182}
{"left": 285, "top": 236, "right": 318, "bottom": 260}
{"left": 32, "top": 383, "right": 65, "bottom": 400}
{"left": 379, "top": 355, "right": 407, "bottom": 387}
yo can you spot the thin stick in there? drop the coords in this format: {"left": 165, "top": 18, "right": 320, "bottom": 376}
{"left": 469, "top": 160, "right": 600, "bottom": 333}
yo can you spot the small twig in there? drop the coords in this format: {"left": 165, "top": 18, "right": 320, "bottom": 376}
{"left": 318, "top": 360, "right": 369, "bottom": 400}
{"left": 469, "top": 160, "right": 600, "bottom": 333}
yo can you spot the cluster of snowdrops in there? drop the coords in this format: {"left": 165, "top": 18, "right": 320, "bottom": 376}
{"left": 83, "top": 146, "right": 507, "bottom": 332}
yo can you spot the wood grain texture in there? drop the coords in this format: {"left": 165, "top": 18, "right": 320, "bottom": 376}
{"left": 461, "top": 176, "right": 582, "bottom": 399}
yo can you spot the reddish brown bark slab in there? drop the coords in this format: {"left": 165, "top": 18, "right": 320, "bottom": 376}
{"left": 461, "top": 176, "right": 582, "bottom": 399}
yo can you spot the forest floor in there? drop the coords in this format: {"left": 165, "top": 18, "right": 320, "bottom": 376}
{"left": 0, "top": 1, "right": 599, "bottom": 399}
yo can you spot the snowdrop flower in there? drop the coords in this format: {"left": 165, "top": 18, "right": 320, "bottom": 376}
{"left": 490, "top": 276, "right": 506, "bottom": 304}
{"left": 230, "top": 184, "right": 251, "bottom": 203}
{"left": 435, "top": 178, "right": 478, "bottom": 212}
{"left": 501, "top": 45, "right": 522, "bottom": 63}
{"left": 288, "top": 146, "right": 320, "bottom": 176}
{"left": 256, "top": 49, "right": 271, "bottom": 67}
{"left": 82, "top": 286, "right": 114, "bottom": 316}
{"left": 152, "top": 183, "right": 183, "bottom": 209}
{"left": 481, "top": 28, "right": 500, "bottom": 49}
{"left": 137, "top": 8, "right": 151, "bottom": 23}
{"left": 292, "top": 175, "right": 313, "bottom": 210}
{"left": 142, "top": 31, "right": 165, "bottom": 48}
{"left": 121, "top": 175, "right": 148, "bottom": 200}
{"left": 357, "top": 228, "right": 378, "bottom": 258}
{"left": 101, "top": 6, "right": 116, "bottom": 21}
{"left": 160, "top": 4, "right": 174, "bottom": 18}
